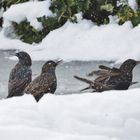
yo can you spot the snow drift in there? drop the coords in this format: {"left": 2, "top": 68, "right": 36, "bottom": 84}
{"left": 0, "top": 89, "right": 140, "bottom": 140}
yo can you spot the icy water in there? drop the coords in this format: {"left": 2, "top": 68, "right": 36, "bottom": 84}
{"left": 0, "top": 50, "right": 140, "bottom": 98}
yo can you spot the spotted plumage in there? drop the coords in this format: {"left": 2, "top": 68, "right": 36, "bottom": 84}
{"left": 25, "top": 60, "right": 62, "bottom": 102}
{"left": 74, "top": 59, "right": 140, "bottom": 92}
{"left": 7, "top": 51, "right": 32, "bottom": 98}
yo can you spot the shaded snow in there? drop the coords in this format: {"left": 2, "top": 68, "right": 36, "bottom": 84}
{"left": 0, "top": 89, "right": 140, "bottom": 140}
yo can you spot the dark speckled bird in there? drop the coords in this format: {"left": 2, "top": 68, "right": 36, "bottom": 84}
{"left": 7, "top": 51, "right": 32, "bottom": 98}
{"left": 74, "top": 59, "right": 140, "bottom": 92}
{"left": 25, "top": 60, "right": 62, "bottom": 102}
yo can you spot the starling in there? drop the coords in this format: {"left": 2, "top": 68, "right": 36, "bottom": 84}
{"left": 7, "top": 51, "right": 32, "bottom": 98}
{"left": 25, "top": 60, "right": 62, "bottom": 102}
{"left": 74, "top": 59, "right": 140, "bottom": 92}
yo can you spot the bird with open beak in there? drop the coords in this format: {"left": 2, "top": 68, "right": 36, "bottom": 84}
{"left": 25, "top": 59, "right": 62, "bottom": 102}
{"left": 74, "top": 59, "right": 140, "bottom": 92}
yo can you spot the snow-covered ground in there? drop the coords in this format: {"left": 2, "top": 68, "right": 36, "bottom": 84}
{"left": 0, "top": 89, "right": 140, "bottom": 140}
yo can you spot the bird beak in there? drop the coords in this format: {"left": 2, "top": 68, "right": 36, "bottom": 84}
{"left": 136, "top": 61, "right": 140, "bottom": 64}
{"left": 56, "top": 59, "right": 63, "bottom": 65}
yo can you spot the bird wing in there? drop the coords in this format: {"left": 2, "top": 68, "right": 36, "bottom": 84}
{"left": 25, "top": 75, "right": 55, "bottom": 96}
{"left": 8, "top": 77, "right": 31, "bottom": 97}
{"left": 94, "top": 72, "right": 120, "bottom": 83}
{"left": 93, "top": 82, "right": 116, "bottom": 92}
{"left": 89, "top": 70, "right": 108, "bottom": 76}
{"left": 99, "top": 65, "right": 120, "bottom": 72}
{"left": 8, "top": 66, "right": 31, "bottom": 98}
{"left": 87, "top": 65, "right": 120, "bottom": 77}
{"left": 74, "top": 75, "right": 93, "bottom": 85}
{"left": 99, "top": 65, "right": 112, "bottom": 70}
{"left": 87, "top": 65, "right": 111, "bottom": 76}
{"left": 94, "top": 75, "right": 110, "bottom": 83}
{"left": 74, "top": 75, "right": 115, "bottom": 92}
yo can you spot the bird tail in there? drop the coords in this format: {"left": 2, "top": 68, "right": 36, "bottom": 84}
{"left": 74, "top": 75, "right": 95, "bottom": 91}
{"left": 80, "top": 86, "right": 91, "bottom": 91}
{"left": 74, "top": 75, "right": 93, "bottom": 85}
{"left": 130, "top": 81, "right": 138, "bottom": 86}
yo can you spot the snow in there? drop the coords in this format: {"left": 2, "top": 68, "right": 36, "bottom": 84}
{"left": 0, "top": 89, "right": 140, "bottom": 140}
{"left": 32, "top": 20, "right": 140, "bottom": 62}
{"left": 1, "top": 20, "right": 140, "bottom": 63}
{"left": 3, "top": 1, "right": 53, "bottom": 30}
{"left": 128, "top": 0, "right": 138, "bottom": 10}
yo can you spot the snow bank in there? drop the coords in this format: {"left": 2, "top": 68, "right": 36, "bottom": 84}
{"left": 0, "top": 89, "right": 140, "bottom": 140}
{"left": 30, "top": 21, "right": 140, "bottom": 62}
{"left": 1, "top": 21, "right": 140, "bottom": 62}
